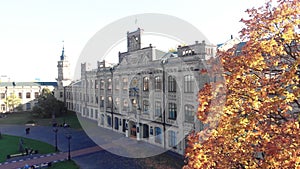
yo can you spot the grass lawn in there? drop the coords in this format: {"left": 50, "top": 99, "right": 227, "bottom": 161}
{"left": 0, "top": 134, "right": 55, "bottom": 163}
{"left": 0, "top": 111, "right": 82, "bottom": 130}
{"left": 48, "top": 160, "right": 80, "bottom": 169}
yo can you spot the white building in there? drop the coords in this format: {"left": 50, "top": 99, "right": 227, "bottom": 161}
{"left": 58, "top": 28, "right": 216, "bottom": 155}
{"left": 0, "top": 82, "right": 57, "bottom": 112}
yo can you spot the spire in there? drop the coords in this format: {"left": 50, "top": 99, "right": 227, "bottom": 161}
{"left": 60, "top": 40, "right": 65, "bottom": 60}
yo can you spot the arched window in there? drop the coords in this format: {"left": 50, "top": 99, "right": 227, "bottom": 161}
{"left": 107, "top": 78, "right": 112, "bottom": 90}
{"left": 100, "top": 79, "right": 105, "bottom": 89}
{"left": 184, "top": 75, "right": 194, "bottom": 93}
{"left": 143, "top": 77, "right": 149, "bottom": 91}
{"left": 154, "top": 76, "right": 162, "bottom": 90}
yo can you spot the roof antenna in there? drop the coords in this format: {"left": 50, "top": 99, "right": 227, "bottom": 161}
{"left": 61, "top": 40, "right": 65, "bottom": 60}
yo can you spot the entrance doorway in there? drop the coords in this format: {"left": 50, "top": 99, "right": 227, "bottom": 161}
{"left": 130, "top": 121, "right": 137, "bottom": 138}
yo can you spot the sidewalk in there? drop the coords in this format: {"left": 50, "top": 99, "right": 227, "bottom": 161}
{"left": 0, "top": 121, "right": 184, "bottom": 169}
{"left": 0, "top": 146, "right": 103, "bottom": 169}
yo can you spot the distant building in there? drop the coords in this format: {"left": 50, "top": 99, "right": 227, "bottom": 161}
{"left": 57, "top": 28, "right": 217, "bottom": 155}
{"left": 55, "top": 46, "right": 72, "bottom": 104}
{"left": 0, "top": 82, "right": 57, "bottom": 112}
{"left": 0, "top": 75, "right": 11, "bottom": 82}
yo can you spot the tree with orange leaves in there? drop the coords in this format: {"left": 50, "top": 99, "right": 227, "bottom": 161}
{"left": 184, "top": 0, "right": 300, "bottom": 168}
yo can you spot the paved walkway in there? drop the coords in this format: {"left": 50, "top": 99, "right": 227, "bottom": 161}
{"left": 0, "top": 118, "right": 183, "bottom": 169}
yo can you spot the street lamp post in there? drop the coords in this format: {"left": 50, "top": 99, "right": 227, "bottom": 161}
{"left": 53, "top": 128, "right": 58, "bottom": 152}
{"left": 4, "top": 86, "right": 8, "bottom": 112}
{"left": 66, "top": 134, "right": 72, "bottom": 160}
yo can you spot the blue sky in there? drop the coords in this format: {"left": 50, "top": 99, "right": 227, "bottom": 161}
{"left": 0, "top": 0, "right": 263, "bottom": 82}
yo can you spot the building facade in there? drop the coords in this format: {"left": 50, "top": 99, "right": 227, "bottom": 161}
{"left": 59, "top": 28, "right": 216, "bottom": 155}
{"left": 0, "top": 82, "right": 57, "bottom": 113}
{"left": 55, "top": 46, "right": 72, "bottom": 104}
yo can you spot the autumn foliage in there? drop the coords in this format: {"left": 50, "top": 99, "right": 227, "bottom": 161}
{"left": 184, "top": 0, "right": 300, "bottom": 168}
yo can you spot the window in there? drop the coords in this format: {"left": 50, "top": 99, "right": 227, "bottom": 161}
{"left": 123, "top": 99, "right": 128, "bottom": 111}
{"left": 115, "top": 79, "right": 119, "bottom": 90}
{"left": 86, "top": 108, "right": 89, "bottom": 117}
{"left": 83, "top": 107, "right": 86, "bottom": 116}
{"left": 90, "top": 80, "right": 93, "bottom": 89}
{"left": 60, "top": 92, "right": 63, "bottom": 98}
{"left": 184, "top": 75, "right": 194, "bottom": 93}
{"left": 107, "top": 78, "right": 112, "bottom": 90}
{"left": 95, "top": 96, "right": 98, "bottom": 104}
{"left": 107, "top": 96, "right": 112, "bottom": 108}
{"left": 1, "top": 104, "right": 5, "bottom": 111}
{"left": 91, "top": 95, "right": 94, "bottom": 103}
{"left": 26, "top": 92, "right": 31, "bottom": 99}
{"left": 95, "top": 110, "right": 98, "bottom": 119}
{"left": 168, "top": 103, "right": 177, "bottom": 120}
{"left": 155, "top": 127, "right": 162, "bottom": 144}
{"left": 122, "top": 78, "right": 128, "bottom": 90}
{"left": 95, "top": 80, "right": 99, "bottom": 89}
{"left": 107, "top": 116, "right": 111, "bottom": 127}
{"left": 100, "top": 79, "right": 105, "bottom": 89}
{"left": 115, "top": 97, "right": 120, "bottom": 106}
{"left": 91, "top": 109, "right": 94, "bottom": 118}
{"left": 150, "top": 127, "right": 153, "bottom": 135}
{"left": 18, "top": 92, "right": 22, "bottom": 99}
{"left": 154, "top": 76, "right": 162, "bottom": 90}
{"left": 155, "top": 101, "right": 162, "bottom": 117}
{"left": 34, "top": 92, "right": 39, "bottom": 98}
{"left": 168, "top": 76, "right": 176, "bottom": 92}
{"left": 143, "top": 77, "right": 149, "bottom": 91}
{"left": 100, "top": 96, "right": 104, "bottom": 107}
{"left": 114, "top": 117, "right": 119, "bottom": 130}
{"left": 101, "top": 114, "right": 104, "bottom": 125}
{"left": 0, "top": 93, "right": 5, "bottom": 99}
{"left": 168, "top": 130, "right": 176, "bottom": 148}
{"left": 107, "top": 116, "right": 112, "bottom": 127}
{"left": 143, "top": 100, "right": 149, "bottom": 114}
{"left": 184, "top": 105, "right": 194, "bottom": 123}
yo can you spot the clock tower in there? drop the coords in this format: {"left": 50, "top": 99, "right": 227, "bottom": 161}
{"left": 127, "top": 28, "right": 141, "bottom": 52}
{"left": 57, "top": 46, "right": 71, "bottom": 87}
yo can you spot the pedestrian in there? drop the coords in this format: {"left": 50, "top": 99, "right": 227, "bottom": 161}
{"left": 25, "top": 128, "right": 30, "bottom": 135}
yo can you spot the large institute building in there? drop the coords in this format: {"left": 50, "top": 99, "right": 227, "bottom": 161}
{"left": 56, "top": 28, "right": 216, "bottom": 155}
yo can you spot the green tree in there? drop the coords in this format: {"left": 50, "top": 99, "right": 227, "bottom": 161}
{"left": 32, "top": 88, "right": 65, "bottom": 119}
{"left": 3, "top": 93, "right": 21, "bottom": 112}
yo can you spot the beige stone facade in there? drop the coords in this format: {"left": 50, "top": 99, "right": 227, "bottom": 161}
{"left": 60, "top": 28, "right": 216, "bottom": 155}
